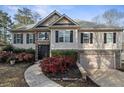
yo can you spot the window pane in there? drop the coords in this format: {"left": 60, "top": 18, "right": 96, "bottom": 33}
{"left": 107, "top": 33, "right": 113, "bottom": 43}
{"left": 15, "top": 34, "right": 23, "bottom": 44}
{"left": 65, "top": 31, "right": 70, "bottom": 42}
{"left": 59, "top": 31, "right": 64, "bottom": 42}
{"left": 39, "top": 32, "right": 49, "bottom": 40}
{"left": 58, "top": 31, "right": 71, "bottom": 43}
{"left": 28, "top": 34, "right": 34, "bottom": 43}
{"left": 65, "top": 37, "right": 70, "bottom": 42}
{"left": 83, "top": 33, "right": 90, "bottom": 43}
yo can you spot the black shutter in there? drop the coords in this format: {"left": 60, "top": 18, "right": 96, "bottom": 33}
{"left": 55, "top": 31, "right": 58, "bottom": 43}
{"left": 14, "top": 34, "right": 16, "bottom": 44}
{"left": 33, "top": 34, "right": 35, "bottom": 43}
{"left": 26, "top": 34, "right": 29, "bottom": 44}
{"left": 104, "top": 33, "right": 107, "bottom": 43}
{"left": 45, "top": 32, "right": 48, "bottom": 40}
{"left": 90, "top": 33, "right": 93, "bottom": 44}
{"left": 21, "top": 34, "right": 23, "bottom": 44}
{"left": 70, "top": 31, "right": 73, "bottom": 42}
{"left": 113, "top": 33, "right": 116, "bottom": 43}
{"left": 81, "top": 33, "right": 84, "bottom": 43}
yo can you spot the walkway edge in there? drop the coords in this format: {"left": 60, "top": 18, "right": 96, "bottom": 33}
{"left": 24, "top": 63, "right": 62, "bottom": 87}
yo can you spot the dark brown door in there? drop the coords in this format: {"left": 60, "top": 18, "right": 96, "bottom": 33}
{"left": 38, "top": 45, "right": 50, "bottom": 60}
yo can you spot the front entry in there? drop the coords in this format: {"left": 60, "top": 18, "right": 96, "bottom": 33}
{"left": 38, "top": 45, "right": 50, "bottom": 60}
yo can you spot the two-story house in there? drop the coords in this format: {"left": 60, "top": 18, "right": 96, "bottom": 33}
{"left": 11, "top": 10, "right": 123, "bottom": 70}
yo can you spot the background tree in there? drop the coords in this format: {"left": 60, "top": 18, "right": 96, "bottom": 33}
{"left": 92, "top": 9, "right": 124, "bottom": 27}
{"left": 14, "top": 8, "right": 34, "bottom": 25}
{"left": 33, "top": 12, "right": 41, "bottom": 22}
{"left": 0, "top": 10, "right": 12, "bottom": 43}
{"left": 14, "top": 8, "right": 41, "bottom": 28}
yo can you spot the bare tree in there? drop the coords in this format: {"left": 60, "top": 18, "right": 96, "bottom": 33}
{"left": 92, "top": 9, "right": 124, "bottom": 27}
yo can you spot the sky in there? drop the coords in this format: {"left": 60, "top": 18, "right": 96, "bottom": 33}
{"left": 0, "top": 5, "right": 124, "bottom": 22}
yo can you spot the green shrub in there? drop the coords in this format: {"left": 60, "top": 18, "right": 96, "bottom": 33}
{"left": 2, "top": 45, "right": 14, "bottom": 51}
{"left": 51, "top": 50, "right": 78, "bottom": 61}
{"left": 3, "top": 45, "right": 35, "bottom": 54}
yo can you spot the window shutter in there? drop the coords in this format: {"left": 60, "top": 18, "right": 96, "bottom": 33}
{"left": 21, "top": 34, "right": 23, "bottom": 44}
{"left": 90, "top": 33, "right": 93, "bottom": 44}
{"left": 55, "top": 31, "right": 58, "bottom": 43}
{"left": 45, "top": 32, "right": 48, "bottom": 39}
{"left": 27, "top": 34, "right": 29, "bottom": 44}
{"left": 104, "top": 33, "right": 107, "bottom": 43}
{"left": 14, "top": 34, "right": 16, "bottom": 44}
{"left": 33, "top": 34, "right": 35, "bottom": 43}
{"left": 70, "top": 31, "right": 73, "bottom": 42}
{"left": 81, "top": 33, "right": 84, "bottom": 43}
{"left": 113, "top": 33, "right": 116, "bottom": 43}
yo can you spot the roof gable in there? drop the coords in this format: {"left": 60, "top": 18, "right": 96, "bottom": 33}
{"left": 50, "top": 14, "right": 79, "bottom": 26}
{"left": 34, "top": 10, "right": 62, "bottom": 28}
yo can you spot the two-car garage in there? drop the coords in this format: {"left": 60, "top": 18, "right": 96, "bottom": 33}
{"left": 79, "top": 51, "right": 116, "bottom": 70}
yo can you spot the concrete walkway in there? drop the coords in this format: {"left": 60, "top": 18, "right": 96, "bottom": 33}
{"left": 78, "top": 62, "right": 124, "bottom": 87}
{"left": 24, "top": 63, "right": 62, "bottom": 87}
{"left": 88, "top": 69, "right": 124, "bottom": 87}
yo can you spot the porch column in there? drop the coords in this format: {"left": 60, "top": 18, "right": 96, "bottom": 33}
{"left": 35, "top": 31, "right": 38, "bottom": 61}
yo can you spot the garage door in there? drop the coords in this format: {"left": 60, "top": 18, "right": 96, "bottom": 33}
{"left": 80, "top": 53, "right": 115, "bottom": 69}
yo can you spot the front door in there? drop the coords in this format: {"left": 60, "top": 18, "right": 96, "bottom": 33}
{"left": 38, "top": 45, "right": 50, "bottom": 60}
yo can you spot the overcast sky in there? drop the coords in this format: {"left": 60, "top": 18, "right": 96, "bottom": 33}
{"left": 0, "top": 5, "right": 124, "bottom": 21}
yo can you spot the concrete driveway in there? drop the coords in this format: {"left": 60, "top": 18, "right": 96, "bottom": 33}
{"left": 88, "top": 69, "right": 124, "bottom": 87}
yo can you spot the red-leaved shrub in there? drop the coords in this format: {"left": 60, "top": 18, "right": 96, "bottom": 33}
{"left": 39, "top": 56, "right": 76, "bottom": 74}
{"left": 0, "top": 51, "right": 12, "bottom": 62}
{"left": 15, "top": 52, "right": 34, "bottom": 62}
{"left": 0, "top": 51, "right": 34, "bottom": 63}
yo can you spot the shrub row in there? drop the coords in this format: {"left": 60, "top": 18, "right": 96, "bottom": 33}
{"left": 51, "top": 50, "right": 78, "bottom": 60}
{"left": 2, "top": 45, "right": 35, "bottom": 54}
{"left": 0, "top": 51, "right": 34, "bottom": 63}
{"left": 0, "top": 45, "right": 35, "bottom": 63}
{"left": 39, "top": 56, "right": 76, "bottom": 74}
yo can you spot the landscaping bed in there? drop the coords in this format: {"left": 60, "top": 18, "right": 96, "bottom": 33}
{"left": 44, "top": 65, "right": 98, "bottom": 87}
{"left": 40, "top": 50, "right": 98, "bottom": 87}
{"left": 0, "top": 62, "right": 32, "bottom": 87}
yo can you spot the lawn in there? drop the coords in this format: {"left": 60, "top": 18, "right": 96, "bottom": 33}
{"left": 0, "top": 62, "right": 32, "bottom": 87}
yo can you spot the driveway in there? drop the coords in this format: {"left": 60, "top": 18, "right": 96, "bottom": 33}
{"left": 87, "top": 69, "right": 124, "bottom": 87}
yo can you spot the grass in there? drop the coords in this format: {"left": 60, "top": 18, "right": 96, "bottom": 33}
{"left": 0, "top": 62, "right": 32, "bottom": 87}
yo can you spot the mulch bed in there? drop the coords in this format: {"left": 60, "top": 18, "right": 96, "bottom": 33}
{"left": 0, "top": 62, "right": 32, "bottom": 87}
{"left": 44, "top": 65, "right": 98, "bottom": 87}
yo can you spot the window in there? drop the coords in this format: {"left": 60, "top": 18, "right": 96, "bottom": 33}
{"left": 14, "top": 34, "right": 23, "bottom": 44}
{"left": 57, "top": 30, "right": 73, "bottom": 43}
{"left": 106, "top": 33, "right": 113, "bottom": 43}
{"left": 83, "top": 33, "right": 90, "bottom": 43}
{"left": 38, "top": 32, "right": 49, "bottom": 40}
{"left": 104, "top": 32, "right": 116, "bottom": 43}
{"left": 27, "top": 33, "right": 35, "bottom": 44}
{"left": 81, "top": 32, "right": 93, "bottom": 43}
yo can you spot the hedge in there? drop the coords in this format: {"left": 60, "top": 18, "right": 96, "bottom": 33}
{"left": 51, "top": 50, "right": 78, "bottom": 61}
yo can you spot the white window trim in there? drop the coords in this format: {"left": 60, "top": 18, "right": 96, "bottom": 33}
{"left": 106, "top": 32, "right": 114, "bottom": 43}
{"left": 14, "top": 33, "right": 23, "bottom": 44}
{"left": 58, "top": 30, "right": 71, "bottom": 43}
{"left": 28, "top": 33, "right": 34, "bottom": 44}
{"left": 38, "top": 32, "right": 49, "bottom": 40}
{"left": 82, "top": 32, "right": 90, "bottom": 43}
